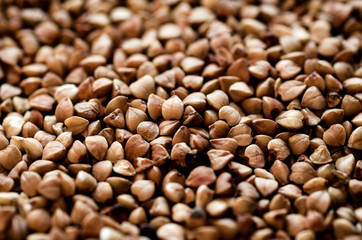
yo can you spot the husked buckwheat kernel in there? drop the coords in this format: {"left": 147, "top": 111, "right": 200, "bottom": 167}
{"left": 0, "top": 0, "right": 361, "bottom": 239}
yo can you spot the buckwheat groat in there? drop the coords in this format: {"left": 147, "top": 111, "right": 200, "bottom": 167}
{"left": 0, "top": 0, "right": 361, "bottom": 239}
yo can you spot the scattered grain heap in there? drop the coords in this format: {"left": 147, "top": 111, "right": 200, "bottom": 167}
{"left": 0, "top": 0, "right": 361, "bottom": 239}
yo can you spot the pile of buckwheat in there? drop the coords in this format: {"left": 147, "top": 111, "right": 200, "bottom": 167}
{"left": 0, "top": 0, "right": 361, "bottom": 239}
